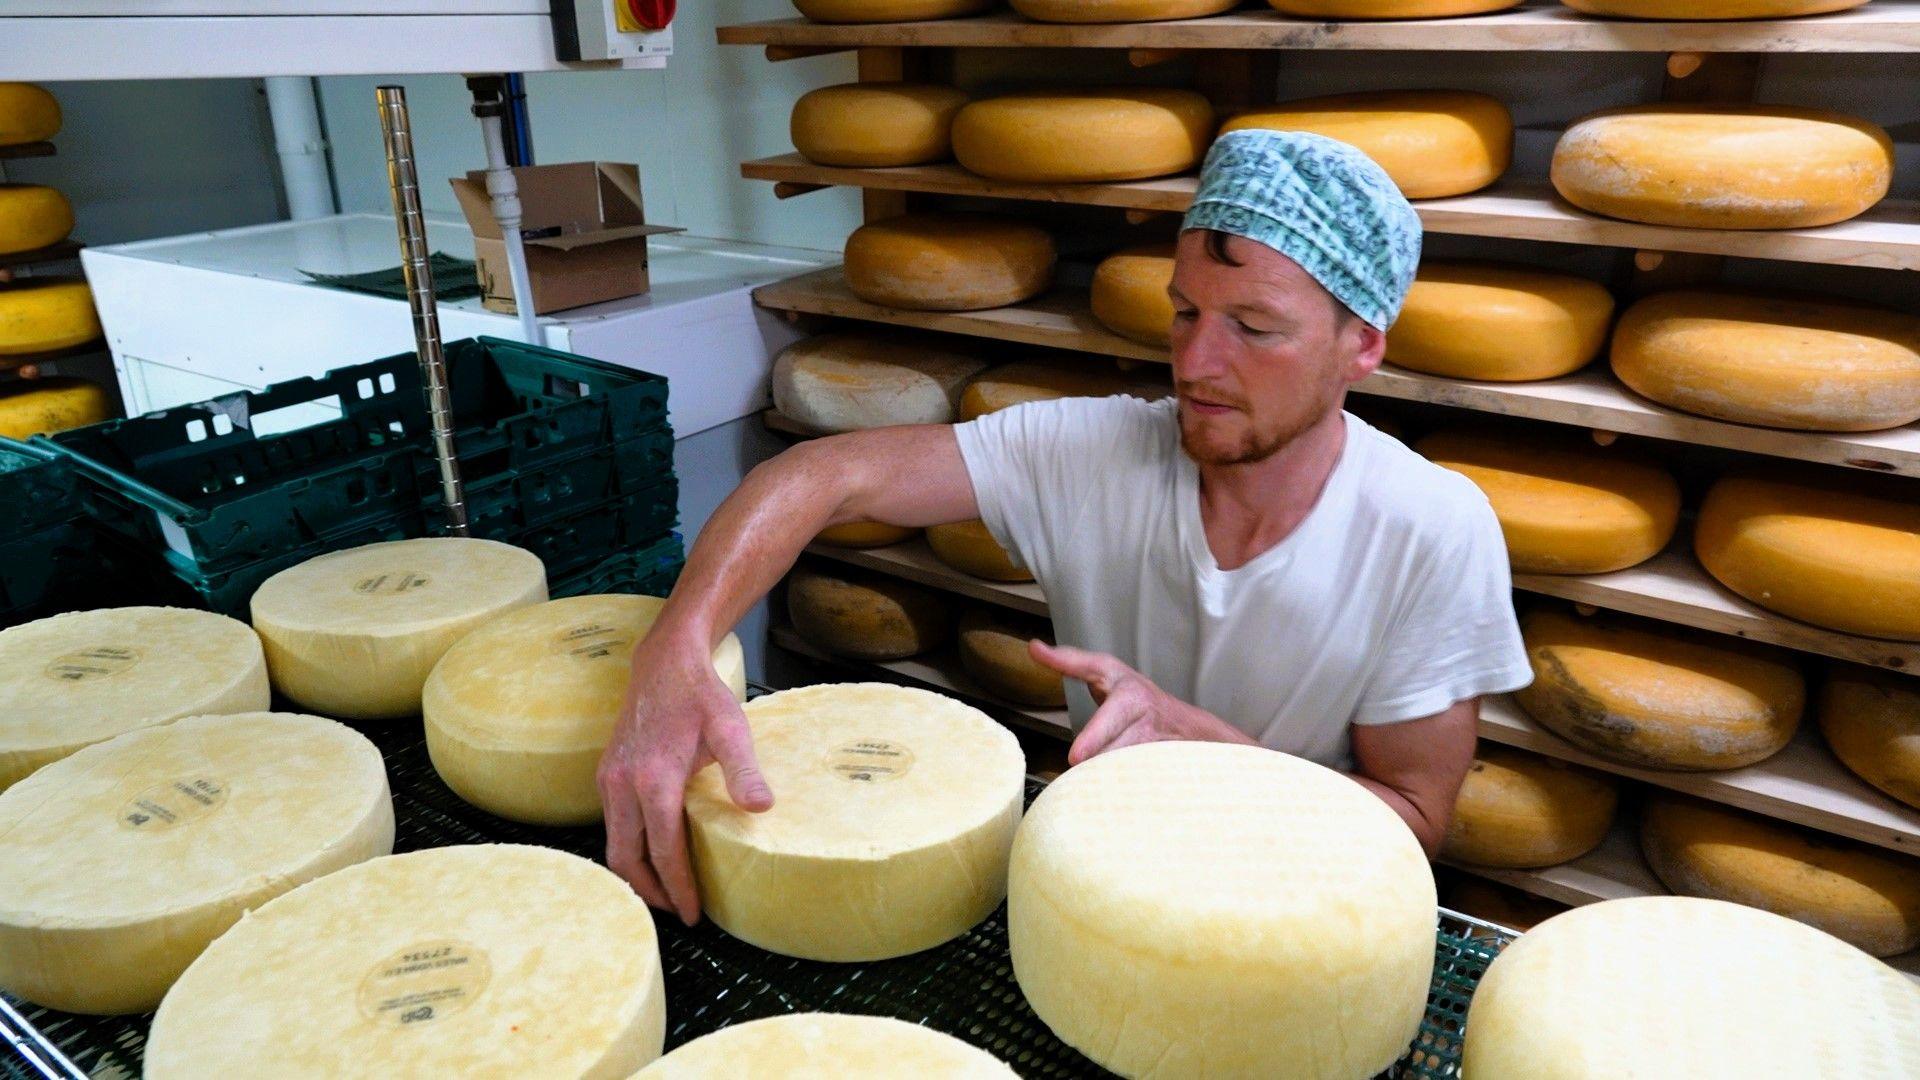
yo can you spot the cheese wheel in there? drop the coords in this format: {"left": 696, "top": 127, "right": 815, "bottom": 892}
{"left": 1515, "top": 608, "right": 1805, "bottom": 771}
{"left": 0, "top": 278, "right": 101, "bottom": 356}
{"left": 1694, "top": 475, "right": 1920, "bottom": 641}
{"left": 0, "top": 185, "right": 73, "bottom": 255}
{"left": 423, "top": 595, "right": 747, "bottom": 826}
{"left": 772, "top": 332, "right": 988, "bottom": 433}
{"left": 0, "top": 606, "right": 269, "bottom": 792}
{"left": 1444, "top": 877, "right": 1568, "bottom": 933}
{"left": 632, "top": 1014, "right": 1016, "bottom": 1078}
{"left": 1464, "top": 895, "right": 1920, "bottom": 1080}
{"left": 1222, "top": 90, "right": 1512, "bottom": 199}
{"left": 957, "top": 608, "right": 1065, "bottom": 708}
{"left": 1641, "top": 794, "right": 1920, "bottom": 957}
{"left": 1386, "top": 261, "right": 1615, "bottom": 381}
{"left": 0, "top": 84, "right": 60, "bottom": 146}
{"left": 0, "top": 713, "right": 392, "bottom": 1014}
{"left": 686, "top": 683, "right": 1025, "bottom": 962}
{"left": 1610, "top": 289, "right": 1920, "bottom": 433}
{"left": 250, "top": 538, "right": 548, "bottom": 720}
{"left": 1011, "top": 741, "right": 1435, "bottom": 1079}
{"left": 1267, "top": 0, "right": 1524, "bottom": 14}
{"left": 1552, "top": 104, "right": 1894, "bottom": 230}
{"left": 1442, "top": 744, "right": 1618, "bottom": 868}
{"left": 1417, "top": 428, "right": 1680, "bottom": 574}
{"left": 788, "top": 566, "right": 953, "bottom": 660}
{"left": 816, "top": 521, "right": 919, "bottom": 547}
{"left": 844, "top": 213, "right": 1055, "bottom": 311}
{"left": 0, "top": 377, "right": 111, "bottom": 439}
{"left": 1090, "top": 243, "right": 1177, "bottom": 348}
{"left": 952, "top": 88, "right": 1214, "bottom": 183}
{"left": 926, "top": 519, "right": 1030, "bottom": 583}
{"left": 1010, "top": 0, "right": 1239, "bottom": 21}
{"left": 145, "top": 844, "right": 666, "bottom": 1078}
{"left": 959, "top": 358, "right": 1164, "bottom": 420}
{"left": 793, "top": 0, "right": 992, "bottom": 20}
{"left": 1819, "top": 666, "right": 1920, "bottom": 813}
{"left": 1563, "top": 0, "right": 1870, "bottom": 17}
{"left": 790, "top": 82, "right": 969, "bottom": 167}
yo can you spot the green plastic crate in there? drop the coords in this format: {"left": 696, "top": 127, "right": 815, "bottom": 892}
{"left": 0, "top": 437, "right": 82, "bottom": 540}
{"left": 422, "top": 427, "right": 674, "bottom": 535}
{"left": 552, "top": 534, "right": 686, "bottom": 598}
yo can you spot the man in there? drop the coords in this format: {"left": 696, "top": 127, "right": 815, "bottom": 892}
{"left": 600, "top": 129, "right": 1532, "bottom": 925}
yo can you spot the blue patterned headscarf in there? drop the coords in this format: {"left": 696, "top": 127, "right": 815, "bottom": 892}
{"left": 1181, "top": 128, "right": 1421, "bottom": 331}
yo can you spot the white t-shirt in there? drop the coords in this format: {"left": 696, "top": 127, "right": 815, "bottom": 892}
{"left": 954, "top": 395, "right": 1531, "bottom": 771}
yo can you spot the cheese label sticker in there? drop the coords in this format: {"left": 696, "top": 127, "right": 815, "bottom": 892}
{"left": 119, "top": 777, "right": 228, "bottom": 832}
{"left": 358, "top": 941, "right": 491, "bottom": 1029}
{"left": 355, "top": 571, "right": 431, "bottom": 596}
{"left": 828, "top": 740, "right": 915, "bottom": 783}
{"left": 552, "top": 622, "right": 636, "bottom": 663}
{"left": 44, "top": 646, "right": 141, "bottom": 682}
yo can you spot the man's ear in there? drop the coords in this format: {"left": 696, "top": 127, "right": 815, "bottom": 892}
{"left": 1345, "top": 319, "right": 1387, "bottom": 383}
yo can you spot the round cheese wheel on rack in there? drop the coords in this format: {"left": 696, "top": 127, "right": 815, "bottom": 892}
{"left": 1386, "top": 261, "right": 1615, "bottom": 381}
{"left": 1417, "top": 428, "right": 1680, "bottom": 574}
{"left": 957, "top": 608, "right": 1065, "bottom": 708}
{"left": 1266, "top": 0, "right": 1524, "bottom": 14}
{"left": 1514, "top": 608, "right": 1804, "bottom": 771}
{"left": 0, "top": 84, "right": 60, "bottom": 146}
{"left": 959, "top": 358, "right": 1163, "bottom": 420}
{"left": 1694, "top": 474, "right": 1920, "bottom": 641}
{"left": 788, "top": 566, "right": 953, "bottom": 660}
{"left": 1640, "top": 794, "right": 1920, "bottom": 957}
{"left": 686, "top": 683, "right": 1025, "bottom": 962}
{"left": 1441, "top": 744, "right": 1618, "bottom": 868}
{"left": 1819, "top": 666, "right": 1920, "bottom": 813}
{"left": 632, "top": 1014, "right": 1017, "bottom": 1078}
{"left": 1011, "top": 741, "right": 1435, "bottom": 1079}
{"left": 0, "top": 185, "right": 72, "bottom": 255}
{"left": 1222, "top": 90, "right": 1512, "bottom": 199}
{"left": 0, "top": 377, "right": 111, "bottom": 438}
{"left": 1610, "top": 289, "right": 1920, "bottom": 433}
{"left": 790, "top": 82, "right": 969, "bottom": 167}
{"left": 250, "top": 538, "right": 548, "bottom": 720}
{"left": 1463, "top": 895, "right": 1920, "bottom": 1079}
{"left": 0, "top": 712, "right": 392, "bottom": 1015}
{"left": 844, "top": 213, "right": 1055, "bottom": 312}
{"left": 0, "top": 278, "right": 100, "bottom": 355}
{"left": 951, "top": 88, "right": 1213, "bottom": 183}
{"left": 815, "top": 521, "right": 919, "bottom": 547}
{"left": 0, "top": 606, "right": 268, "bottom": 792}
{"left": 793, "top": 0, "right": 992, "bottom": 20}
{"left": 773, "top": 332, "right": 988, "bottom": 433}
{"left": 1552, "top": 104, "right": 1894, "bottom": 230}
{"left": 1562, "top": 0, "right": 1869, "bottom": 17}
{"left": 1089, "top": 243, "right": 1177, "bottom": 348}
{"left": 1010, "top": 0, "right": 1239, "bottom": 20}
{"left": 144, "top": 844, "right": 666, "bottom": 1078}
{"left": 926, "top": 519, "right": 1031, "bottom": 583}
{"left": 422, "top": 595, "right": 747, "bottom": 826}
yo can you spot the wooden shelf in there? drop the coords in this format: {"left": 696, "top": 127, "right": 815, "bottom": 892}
{"left": 0, "top": 240, "right": 82, "bottom": 271}
{"left": 804, "top": 539, "right": 1049, "bottom": 617}
{"left": 0, "top": 142, "right": 54, "bottom": 161}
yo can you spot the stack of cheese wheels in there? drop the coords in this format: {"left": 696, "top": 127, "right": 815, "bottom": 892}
{"left": 815, "top": 521, "right": 919, "bottom": 548}
{"left": 1611, "top": 289, "right": 1920, "bottom": 432}
{"left": 773, "top": 332, "right": 988, "bottom": 433}
{"left": 1819, "top": 666, "right": 1920, "bottom": 812}
{"left": 958, "top": 357, "right": 1164, "bottom": 421}
{"left": 0, "top": 713, "right": 393, "bottom": 1015}
{"left": 952, "top": 88, "right": 1213, "bottom": 183}
{"left": 1552, "top": 104, "right": 1894, "bottom": 229}
{"left": 793, "top": 0, "right": 990, "bottom": 20}
{"left": 634, "top": 1014, "right": 1016, "bottom": 1078}
{"left": 790, "top": 82, "right": 969, "bottom": 167}
{"left": 1694, "top": 474, "right": 1920, "bottom": 641}
{"left": 1641, "top": 794, "right": 1920, "bottom": 957}
{"left": 1387, "top": 261, "right": 1615, "bottom": 381}
{"left": 843, "top": 213, "right": 1055, "bottom": 312}
{"left": 1418, "top": 428, "right": 1680, "bottom": 574}
{"left": 1222, "top": 90, "right": 1512, "bottom": 199}
{"left": 422, "top": 595, "right": 747, "bottom": 826}
{"left": 927, "top": 519, "right": 1030, "bottom": 583}
{"left": 1444, "top": 878, "right": 1568, "bottom": 933}
{"left": 1515, "top": 608, "right": 1805, "bottom": 771}
{"left": 0, "top": 83, "right": 60, "bottom": 146}
{"left": 1562, "top": 0, "right": 1870, "bottom": 17}
{"left": 686, "top": 684, "right": 1025, "bottom": 962}
{"left": 0, "top": 278, "right": 101, "bottom": 356}
{"left": 0, "top": 184, "right": 72, "bottom": 255}
{"left": 1267, "top": 0, "right": 1524, "bottom": 15}
{"left": 144, "top": 845, "right": 666, "bottom": 1078}
{"left": 251, "top": 538, "right": 548, "bottom": 720}
{"left": 0, "top": 606, "right": 268, "bottom": 791}
{"left": 1464, "top": 896, "right": 1920, "bottom": 1079}
{"left": 0, "top": 377, "right": 111, "bottom": 438}
{"left": 1011, "top": 741, "right": 1435, "bottom": 1078}
{"left": 957, "top": 608, "right": 1065, "bottom": 707}
{"left": 1441, "top": 744, "right": 1619, "bottom": 868}
{"left": 1090, "top": 243, "right": 1177, "bottom": 348}
{"left": 788, "top": 566, "right": 953, "bottom": 660}
{"left": 1011, "top": 0, "right": 1238, "bottom": 20}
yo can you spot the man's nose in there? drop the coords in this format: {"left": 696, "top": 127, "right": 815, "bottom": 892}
{"left": 1170, "top": 312, "right": 1232, "bottom": 383}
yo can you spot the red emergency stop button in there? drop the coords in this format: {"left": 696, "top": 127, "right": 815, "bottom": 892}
{"left": 624, "top": 0, "right": 674, "bottom": 30}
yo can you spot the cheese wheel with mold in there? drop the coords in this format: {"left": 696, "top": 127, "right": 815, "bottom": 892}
{"left": 1819, "top": 666, "right": 1920, "bottom": 814}
{"left": 0, "top": 376, "right": 112, "bottom": 439}
{"left": 0, "top": 712, "right": 393, "bottom": 1014}
{"left": 787, "top": 566, "right": 953, "bottom": 660}
{"left": 1090, "top": 243, "right": 1177, "bottom": 348}
{"left": 1387, "top": 261, "right": 1615, "bottom": 381}
{"left": 686, "top": 683, "right": 1025, "bottom": 962}
{"left": 815, "top": 521, "right": 920, "bottom": 547}
{"left": 792, "top": 0, "right": 991, "bottom": 20}
{"left": 958, "top": 608, "right": 1065, "bottom": 708}
{"left": 0, "top": 277, "right": 101, "bottom": 355}
{"left": 1267, "top": 0, "right": 1524, "bottom": 14}
{"left": 844, "top": 213, "right": 1055, "bottom": 312}
{"left": 1010, "top": 0, "right": 1239, "bottom": 20}
{"left": 1562, "top": 0, "right": 1869, "bottom": 17}
{"left": 631, "top": 1014, "right": 1017, "bottom": 1078}
{"left": 0, "top": 84, "right": 60, "bottom": 146}
{"left": 959, "top": 358, "right": 1164, "bottom": 420}
{"left": 772, "top": 332, "right": 988, "bottom": 433}
{"left": 1441, "top": 744, "right": 1618, "bottom": 868}
{"left": 926, "top": 519, "right": 1030, "bottom": 583}
{"left": 790, "top": 82, "right": 969, "bottom": 167}
{"left": 0, "top": 184, "right": 73, "bottom": 255}
{"left": 1222, "top": 90, "right": 1512, "bottom": 199}
{"left": 952, "top": 88, "right": 1213, "bottom": 183}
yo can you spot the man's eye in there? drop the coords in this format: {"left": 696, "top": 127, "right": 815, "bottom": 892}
{"left": 1234, "top": 318, "right": 1269, "bottom": 336}
{"left": 1171, "top": 308, "right": 1196, "bottom": 321}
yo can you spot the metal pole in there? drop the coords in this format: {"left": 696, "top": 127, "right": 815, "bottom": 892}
{"left": 376, "top": 84, "right": 468, "bottom": 536}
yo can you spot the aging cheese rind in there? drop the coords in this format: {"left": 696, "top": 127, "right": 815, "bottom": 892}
{"left": 844, "top": 213, "right": 1056, "bottom": 312}
{"left": 1089, "top": 243, "right": 1178, "bottom": 349}
{"left": 926, "top": 519, "right": 1030, "bottom": 583}
{"left": 773, "top": 332, "right": 988, "bottom": 433}
{"left": 951, "top": 88, "right": 1214, "bottom": 183}
{"left": 1441, "top": 744, "right": 1618, "bottom": 868}
{"left": 1387, "top": 261, "right": 1615, "bottom": 381}
{"left": 1222, "top": 90, "right": 1512, "bottom": 199}
{"left": 959, "top": 358, "right": 1164, "bottom": 420}
{"left": 1819, "top": 666, "right": 1920, "bottom": 813}
{"left": 1563, "top": 0, "right": 1869, "bottom": 16}
{"left": 0, "top": 377, "right": 112, "bottom": 438}
{"left": 788, "top": 566, "right": 953, "bottom": 660}
{"left": 1266, "top": 0, "right": 1524, "bottom": 14}
{"left": 0, "top": 184, "right": 73, "bottom": 255}
{"left": 957, "top": 608, "right": 1065, "bottom": 707}
{"left": 0, "top": 84, "right": 60, "bottom": 146}
{"left": 791, "top": 82, "right": 969, "bottom": 167}
{"left": 0, "top": 278, "right": 100, "bottom": 355}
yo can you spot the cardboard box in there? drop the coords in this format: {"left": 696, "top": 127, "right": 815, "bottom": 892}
{"left": 450, "top": 162, "right": 681, "bottom": 316}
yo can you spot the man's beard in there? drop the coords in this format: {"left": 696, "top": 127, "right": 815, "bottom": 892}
{"left": 1177, "top": 382, "right": 1341, "bottom": 467}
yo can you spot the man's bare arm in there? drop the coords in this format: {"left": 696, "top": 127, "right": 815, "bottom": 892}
{"left": 1346, "top": 699, "right": 1480, "bottom": 857}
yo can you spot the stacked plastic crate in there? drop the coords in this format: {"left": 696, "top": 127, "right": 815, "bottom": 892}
{"left": 0, "top": 439, "right": 124, "bottom": 628}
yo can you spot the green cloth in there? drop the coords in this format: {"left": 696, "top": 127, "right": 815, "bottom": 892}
{"left": 302, "top": 252, "right": 482, "bottom": 301}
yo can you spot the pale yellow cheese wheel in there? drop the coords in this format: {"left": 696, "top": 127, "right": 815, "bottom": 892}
{"left": 1611, "top": 289, "right": 1920, "bottom": 432}
{"left": 1694, "top": 475, "right": 1920, "bottom": 641}
{"left": 951, "top": 88, "right": 1214, "bottom": 183}
{"left": 1820, "top": 666, "right": 1920, "bottom": 814}
{"left": 1089, "top": 243, "right": 1178, "bottom": 348}
{"left": 0, "top": 606, "right": 269, "bottom": 792}
{"left": 1418, "top": 428, "right": 1681, "bottom": 574}
{"left": 1222, "top": 90, "right": 1512, "bottom": 199}
{"left": 815, "top": 520, "right": 920, "bottom": 547}
{"left": 0, "top": 377, "right": 112, "bottom": 439}
{"left": 790, "top": 82, "right": 969, "bottom": 167}
{"left": 1010, "top": 0, "right": 1240, "bottom": 21}
{"left": 686, "top": 683, "right": 1025, "bottom": 962}
{"left": 794, "top": 0, "right": 991, "bottom": 20}
{"left": 844, "top": 213, "right": 1056, "bottom": 311}
{"left": 957, "top": 608, "right": 1065, "bottom": 708}
{"left": 1563, "top": 0, "right": 1869, "bottom": 16}
{"left": 1552, "top": 104, "right": 1894, "bottom": 229}
{"left": 772, "top": 331, "right": 988, "bottom": 433}
{"left": 926, "top": 519, "right": 1031, "bottom": 583}
{"left": 0, "top": 278, "right": 101, "bottom": 356}
{"left": 1267, "top": 0, "right": 1524, "bottom": 14}
{"left": 1441, "top": 744, "right": 1618, "bottom": 868}
{"left": 1641, "top": 793, "right": 1920, "bottom": 957}
{"left": 0, "top": 84, "right": 60, "bottom": 146}
{"left": 1387, "top": 261, "right": 1615, "bottom": 381}
{"left": 0, "top": 185, "right": 73, "bottom": 255}
{"left": 959, "top": 358, "right": 1164, "bottom": 420}
{"left": 145, "top": 844, "right": 667, "bottom": 1078}
{"left": 788, "top": 566, "right": 953, "bottom": 660}
{"left": 422, "top": 595, "right": 746, "bottom": 826}
{"left": 1515, "top": 608, "right": 1805, "bottom": 771}
{"left": 0, "top": 713, "right": 393, "bottom": 1014}
{"left": 631, "top": 1014, "right": 1016, "bottom": 1078}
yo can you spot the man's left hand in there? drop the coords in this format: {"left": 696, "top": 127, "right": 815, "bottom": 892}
{"left": 1029, "top": 641, "right": 1256, "bottom": 766}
